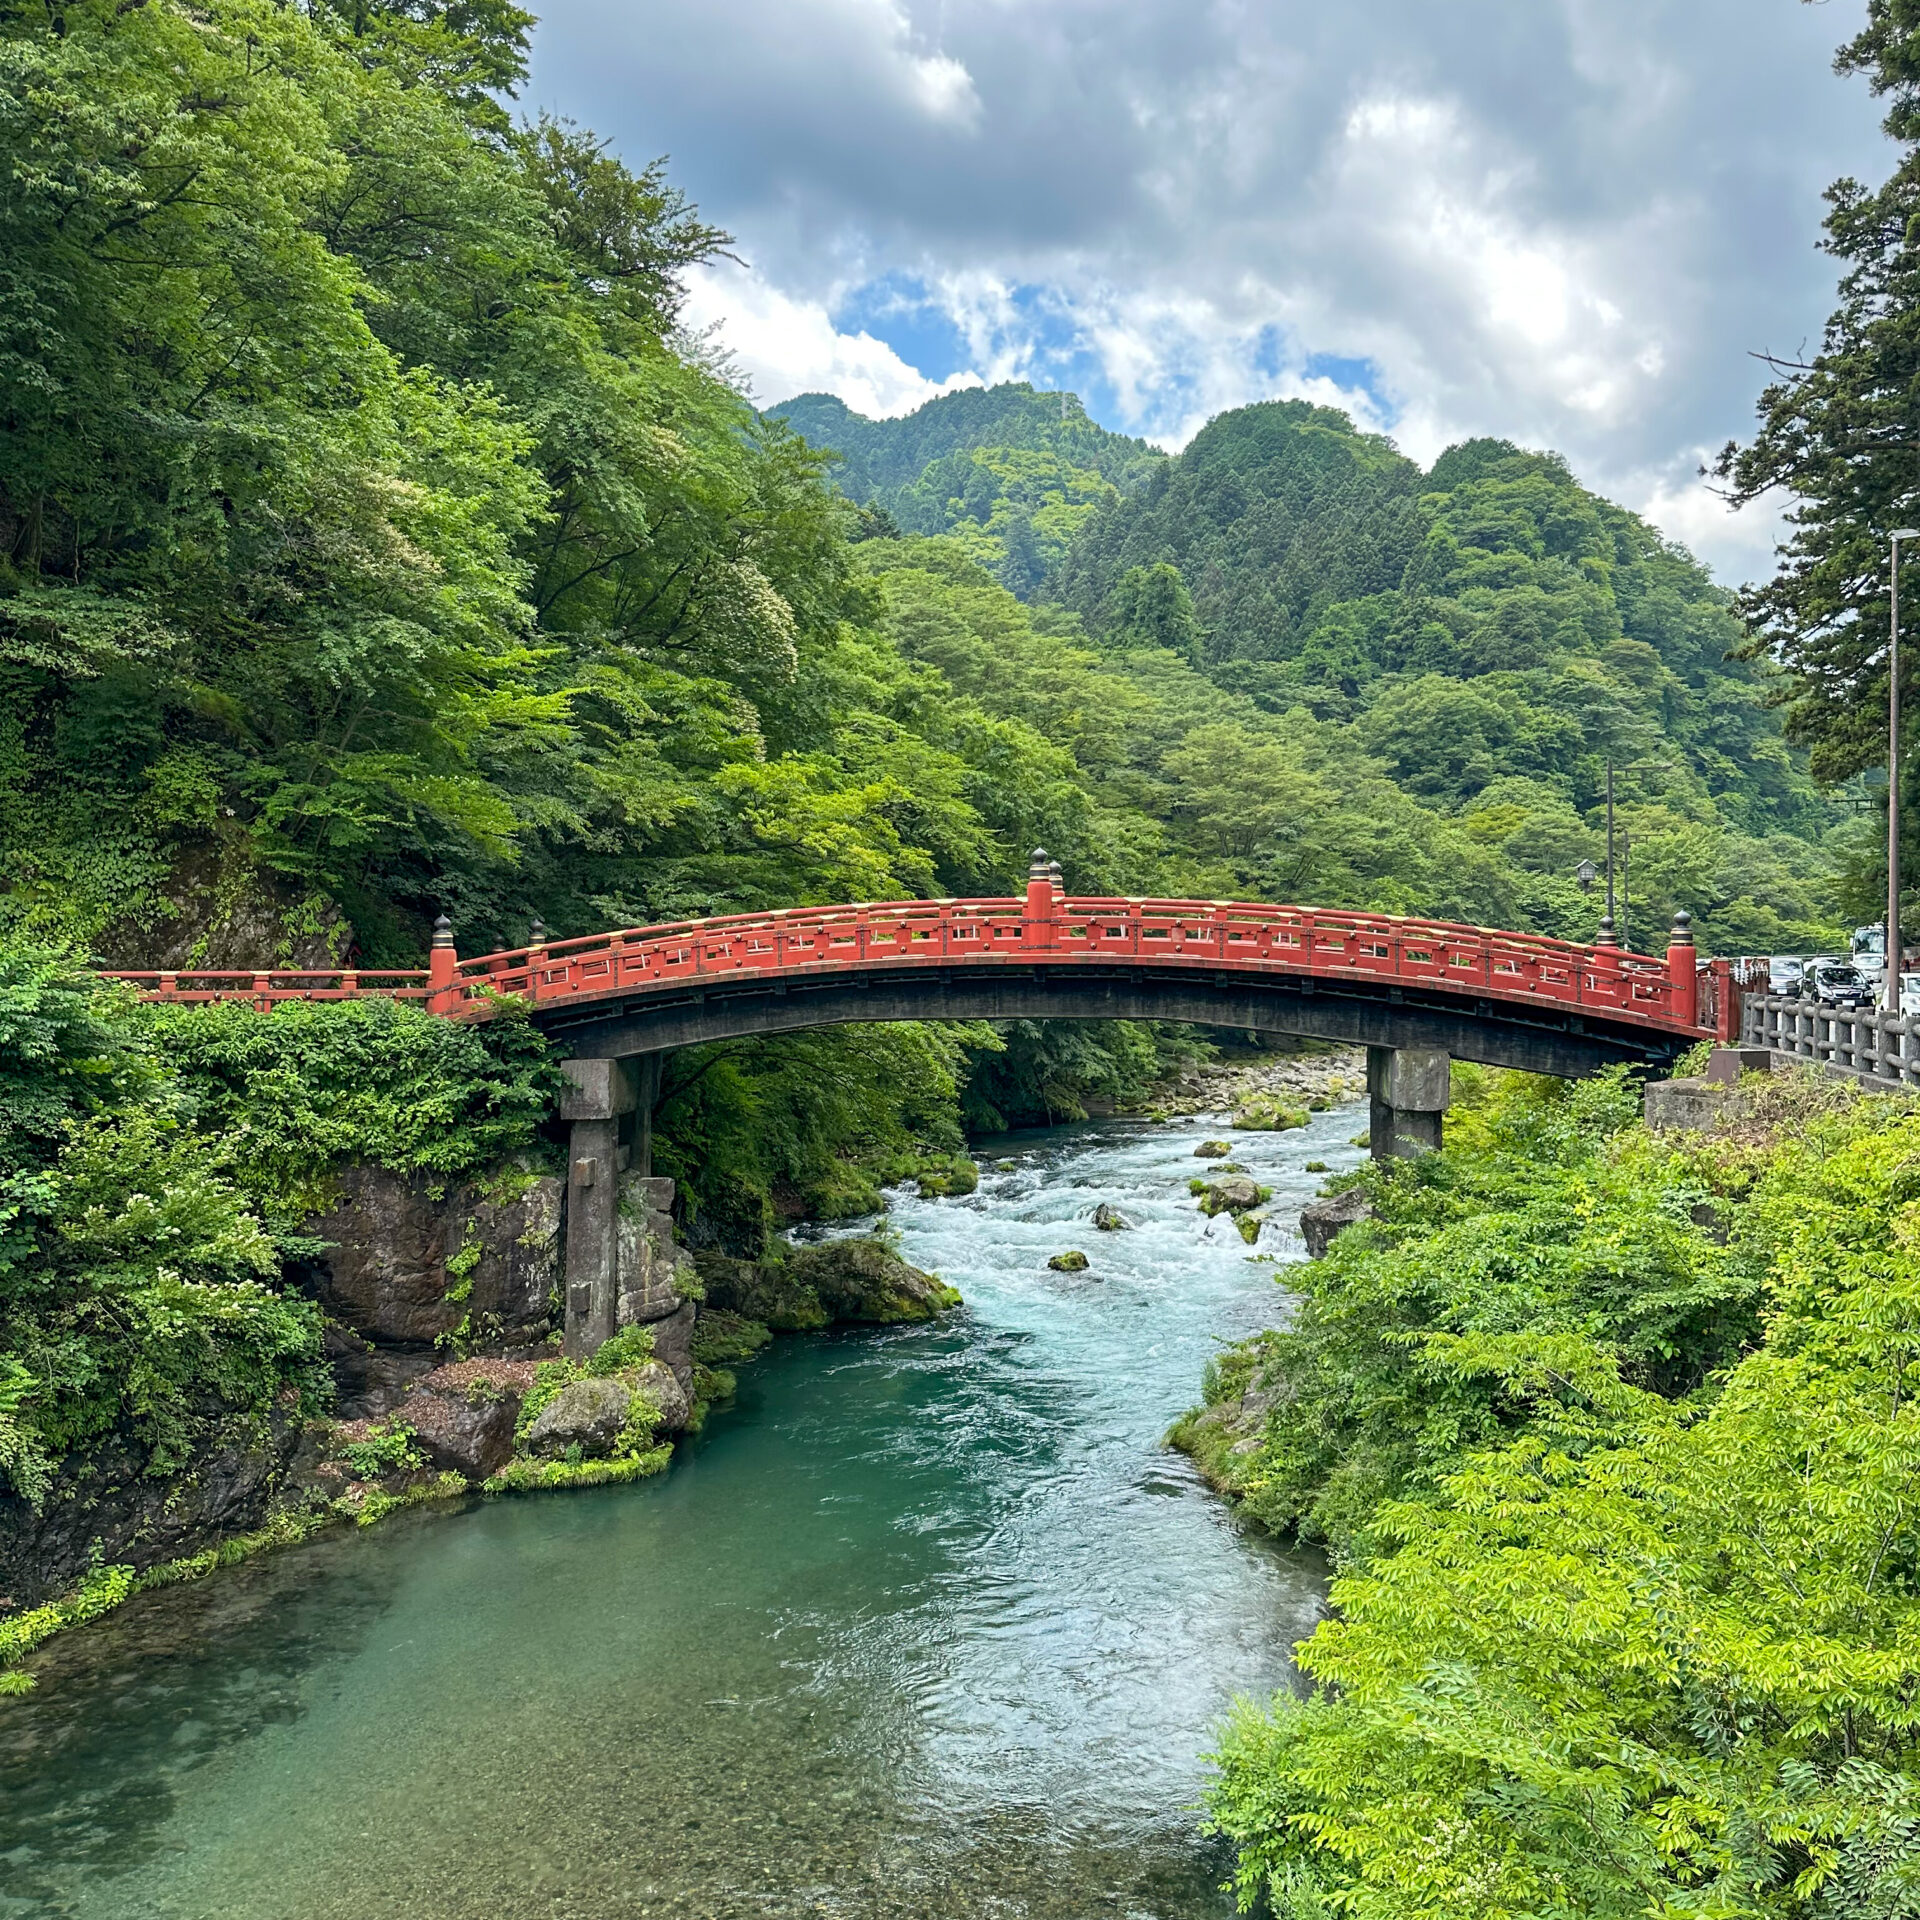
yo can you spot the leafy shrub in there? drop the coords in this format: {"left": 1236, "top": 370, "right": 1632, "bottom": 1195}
{"left": 1203, "top": 1071, "right": 1920, "bottom": 1914}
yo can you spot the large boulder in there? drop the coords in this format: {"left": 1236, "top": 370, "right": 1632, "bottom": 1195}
{"left": 695, "top": 1238, "right": 960, "bottom": 1329}
{"left": 1300, "top": 1185, "right": 1373, "bottom": 1259}
{"left": 400, "top": 1374, "right": 521, "bottom": 1480}
{"left": 1199, "top": 1176, "right": 1263, "bottom": 1216}
{"left": 784, "top": 1238, "right": 961, "bottom": 1322}
{"left": 629, "top": 1359, "right": 691, "bottom": 1434}
{"left": 694, "top": 1252, "right": 831, "bottom": 1331}
{"left": 526, "top": 1378, "right": 633, "bottom": 1459}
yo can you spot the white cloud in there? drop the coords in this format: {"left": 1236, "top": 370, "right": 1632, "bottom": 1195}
{"left": 681, "top": 265, "right": 981, "bottom": 417}
{"left": 1633, "top": 464, "right": 1787, "bottom": 588}
{"left": 532, "top": 0, "right": 1883, "bottom": 578}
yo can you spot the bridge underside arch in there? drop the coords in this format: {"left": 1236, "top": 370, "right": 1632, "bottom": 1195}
{"left": 534, "top": 961, "right": 1685, "bottom": 1079}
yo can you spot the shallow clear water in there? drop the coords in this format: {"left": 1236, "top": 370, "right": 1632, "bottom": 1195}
{"left": 0, "top": 1106, "right": 1363, "bottom": 1919}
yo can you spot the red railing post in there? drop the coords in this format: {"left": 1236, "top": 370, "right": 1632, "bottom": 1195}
{"left": 1666, "top": 909, "right": 1698, "bottom": 1030}
{"left": 1023, "top": 848, "right": 1055, "bottom": 951}
{"left": 427, "top": 913, "right": 460, "bottom": 1015}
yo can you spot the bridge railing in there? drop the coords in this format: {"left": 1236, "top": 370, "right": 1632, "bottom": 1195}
{"left": 1741, "top": 992, "right": 1920, "bottom": 1089}
{"left": 103, "top": 899, "right": 1722, "bottom": 1039}
{"left": 102, "top": 968, "right": 431, "bottom": 1009}
{"left": 438, "top": 897, "right": 1711, "bottom": 1036}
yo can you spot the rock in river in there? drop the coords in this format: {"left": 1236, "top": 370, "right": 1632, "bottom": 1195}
{"left": 1048, "top": 1250, "right": 1090, "bottom": 1272}
{"left": 402, "top": 1378, "right": 519, "bottom": 1480}
{"left": 1198, "top": 1176, "right": 1263, "bottom": 1216}
{"left": 1193, "top": 1140, "right": 1233, "bottom": 1159}
{"left": 1092, "top": 1204, "right": 1130, "bottom": 1231}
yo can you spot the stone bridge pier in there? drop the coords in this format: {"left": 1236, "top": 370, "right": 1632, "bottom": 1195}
{"left": 1367, "top": 1045, "right": 1451, "bottom": 1160}
{"left": 557, "top": 1055, "right": 689, "bottom": 1360}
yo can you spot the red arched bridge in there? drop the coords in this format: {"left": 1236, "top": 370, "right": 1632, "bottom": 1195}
{"left": 109, "top": 856, "right": 1730, "bottom": 1352}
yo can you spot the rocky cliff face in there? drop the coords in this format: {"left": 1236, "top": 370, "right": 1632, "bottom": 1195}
{"left": 0, "top": 1406, "right": 305, "bottom": 1613}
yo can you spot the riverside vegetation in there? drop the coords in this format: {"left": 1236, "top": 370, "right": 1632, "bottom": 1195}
{"left": 2, "top": 0, "right": 1915, "bottom": 1908}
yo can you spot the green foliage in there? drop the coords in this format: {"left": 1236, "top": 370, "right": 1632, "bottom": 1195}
{"left": 1186, "top": 1068, "right": 1773, "bottom": 1557}
{"left": 483, "top": 1447, "right": 670, "bottom": 1494}
{"left": 653, "top": 1022, "right": 989, "bottom": 1249}
{"left": 143, "top": 996, "right": 560, "bottom": 1217}
{"left": 336, "top": 1421, "right": 425, "bottom": 1478}
{"left": 1202, "top": 1072, "right": 1920, "bottom": 1916}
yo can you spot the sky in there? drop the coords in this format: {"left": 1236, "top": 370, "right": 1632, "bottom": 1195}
{"left": 526, "top": 0, "right": 1889, "bottom": 585}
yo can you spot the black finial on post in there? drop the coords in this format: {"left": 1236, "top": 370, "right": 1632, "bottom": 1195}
{"left": 1029, "top": 847, "right": 1051, "bottom": 876}
{"left": 1669, "top": 908, "right": 1694, "bottom": 948}
{"left": 1594, "top": 915, "right": 1619, "bottom": 948}
{"left": 431, "top": 913, "right": 455, "bottom": 949}
{"left": 529, "top": 916, "right": 547, "bottom": 948}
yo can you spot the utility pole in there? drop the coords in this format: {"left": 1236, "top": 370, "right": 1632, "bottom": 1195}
{"left": 1889, "top": 531, "right": 1919, "bottom": 1010}
{"left": 1605, "top": 762, "right": 1616, "bottom": 934}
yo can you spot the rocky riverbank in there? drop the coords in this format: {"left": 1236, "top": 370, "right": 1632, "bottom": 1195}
{"left": 1, "top": 1172, "right": 959, "bottom": 1680}
{"left": 1152, "top": 1045, "right": 1365, "bottom": 1121}
{"left": 1168, "top": 1166, "right": 1377, "bottom": 1523}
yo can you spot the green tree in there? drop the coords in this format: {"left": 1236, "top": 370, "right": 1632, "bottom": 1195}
{"left": 1716, "top": 2, "right": 1920, "bottom": 788}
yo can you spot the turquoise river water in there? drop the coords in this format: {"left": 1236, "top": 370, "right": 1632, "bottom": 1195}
{"left": 0, "top": 1105, "right": 1364, "bottom": 1919}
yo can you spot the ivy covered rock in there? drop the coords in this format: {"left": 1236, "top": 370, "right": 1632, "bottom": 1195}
{"left": 1048, "top": 1250, "right": 1090, "bottom": 1272}
{"left": 1231, "top": 1094, "right": 1309, "bottom": 1132}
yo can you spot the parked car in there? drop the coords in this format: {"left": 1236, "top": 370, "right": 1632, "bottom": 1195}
{"left": 1806, "top": 958, "right": 1874, "bottom": 1010}
{"left": 1768, "top": 955, "right": 1805, "bottom": 997}
{"left": 1901, "top": 972, "right": 1920, "bottom": 1018}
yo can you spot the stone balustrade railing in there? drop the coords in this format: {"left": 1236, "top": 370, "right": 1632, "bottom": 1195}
{"left": 1740, "top": 992, "right": 1920, "bottom": 1090}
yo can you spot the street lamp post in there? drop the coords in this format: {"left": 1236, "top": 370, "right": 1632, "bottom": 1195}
{"left": 1889, "top": 531, "right": 1920, "bottom": 1012}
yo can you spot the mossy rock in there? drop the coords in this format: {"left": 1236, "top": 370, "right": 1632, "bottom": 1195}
{"left": 786, "top": 1238, "right": 961, "bottom": 1321}
{"left": 1194, "top": 1140, "right": 1233, "bottom": 1158}
{"left": 1305, "top": 1160, "right": 1330, "bottom": 1173}
{"left": 1199, "top": 1176, "right": 1265, "bottom": 1216}
{"left": 1048, "top": 1250, "right": 1090, "bottom": 1272}
{"left": 917, "top": 1158, "right": 980, "bottom": 1197}
{"left": 1236, "top": 1214, "right": 1263, "bottom": 1245}
{"left": 1232, "top": 1095, "right": 1309, "bottom": 1132}
{"left": 690, "top": 1308, "right": 772, "bottom": 1367}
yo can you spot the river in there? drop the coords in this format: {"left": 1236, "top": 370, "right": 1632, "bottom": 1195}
{"left": 0, "top": 1106, "right": 1361, "bottom": 1919}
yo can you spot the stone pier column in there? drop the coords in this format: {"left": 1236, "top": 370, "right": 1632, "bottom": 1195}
{"left": 560, "top": 1058, "right": 637, "bottom": 1358}
{"left": 1367, "top": 1045, "right": 1450, "bottom": 1161}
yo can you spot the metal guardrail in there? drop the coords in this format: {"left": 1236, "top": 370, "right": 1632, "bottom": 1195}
{"left": 105, "top": 893, "right": 1724, "bottom": 1042}
{"left": 1740, "top": 993, "right": 1920, "bottom": 1089}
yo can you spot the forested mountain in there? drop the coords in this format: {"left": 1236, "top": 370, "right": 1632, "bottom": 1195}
{"left": 780, "top": 391, "right": 1851, "bottom": 952}
{"left": 771, "top": 385, "right": 1162, "bottom": 595}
